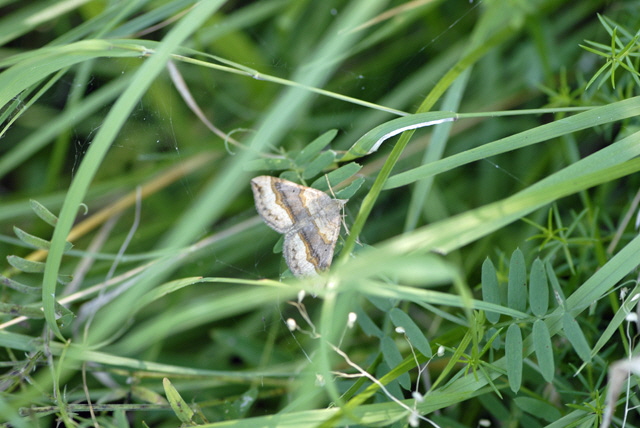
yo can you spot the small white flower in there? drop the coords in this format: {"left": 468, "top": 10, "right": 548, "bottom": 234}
{"left": 408, "top": 411, "right": 419, "bottom": 427}
{"left": 286, "top": 318, "right": 297, "bottom": 331}
{"left": 347, "top": 312, "right": 357, "bottom": 329}
{"left": 620, "top": 287, "right": 628, "bottom": 301}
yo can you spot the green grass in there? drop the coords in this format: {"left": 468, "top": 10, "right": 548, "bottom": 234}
{"left": 1, "top": 0, "right": 640, "bottom": 427}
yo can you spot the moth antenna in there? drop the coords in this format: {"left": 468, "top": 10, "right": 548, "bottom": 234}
{"left": 324, "top": 174, "right": 338, "bottom": 199}
{"left": 322, "top": 174, "right": 353, "bottom": 240}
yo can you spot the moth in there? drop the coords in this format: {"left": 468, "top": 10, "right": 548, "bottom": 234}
{"left": 250, "top": 176, "right": 347, "bottom": 277}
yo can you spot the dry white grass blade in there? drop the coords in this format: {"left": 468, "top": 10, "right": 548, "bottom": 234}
{"left": 601, "top": 356, "right": 640, "bottom": 428}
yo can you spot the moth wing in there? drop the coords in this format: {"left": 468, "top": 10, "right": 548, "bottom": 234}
{"left": 251, "top": 176, "right": 295, "bottom": 233}
{"left": 282, "top": 203, "right": 343, "bottom": 277}
{"left": 283, "top": 228, "right": 321, "bottom": 277}
{"left": 251, "top": 175, "right": 347, "bottom": 277}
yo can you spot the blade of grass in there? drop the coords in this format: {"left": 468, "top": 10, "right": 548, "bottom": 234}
{"left": 385, "top": 97, "right": 640, "bottom": 190}
{"left": 339, "top": 22, "right": 517, "bottom": 265}
{"left": 42, "top": 1, "right": 228, "bottom": 339}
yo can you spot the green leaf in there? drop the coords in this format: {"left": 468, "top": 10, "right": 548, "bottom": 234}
{"left": 384, "top": 98, "right": 640, "bottom": 190}
{"left": 243, "top": 157, "right": 295, "bottom": 171}
{"left": 42, "top": 0, "right": 229, "bottom": 341}
{"left": 532, "top": 319, "right": 554, "bottom": 382}
{"left": 514, "top": 397, "right": 561, "bottom": 422}
{"left": 0, "top": 76, "right": 131, "bottom": 180}
{"left": 30, "top": 199, "right": 58, "bottom": 226}
{"left": 13, "top": 226, "right": 50, "bottom": 249}
{"left": 355, "top": 304, "right": 383, "bottom": 338}
{"left": 0, "top": 40, "right": 141, "bottom": 109}
{"left": 232, "top": 387, "right": 258, "bottom": 418}
{"left": 562, "top": 313, "right": 592, "bottom": 362}
{"left": 301, "top": 150, "right": 336, "bottom": 179}
{"left": 380, "top": 336, "right": 411, "bottom": 390}
{"left": 546, "top": 260, "right": 566, "bottom": 307}
{"left": 132, "top": 385, "right": 168, "bottom": 405}
{"left": 137, "top": 277, "right": 205, "bottom": 311}
{"left": 0, "top": 302, "right": 45, "bottom": 318}
{"left": 338, "top": 112, "right": 457, "bottom": 161}
{"left": 295, "top": 129, "right": 338, "bottom": 164}
{"left": 389, "top": 308, "right": 432, "bottom": 357}
{"left": 13, "top": 226, "right": 72, "bottom": 252}
{"left": 478, "top": 394, "right": 510, "bottom": 422}
{"left": 55, "top": 303, "right": 75, "bottom": 328}
{"left": 508, "top": 248, "right": 527, "bottom": 312}
{"left": 487, "top": 327, "right": 502, "bottom": 350}
{"left": 529, "top": 258, "right": 549, "bottom": 317}
{"left": 505, "top": 323, "right": 523, "bottom": 393}
{"left": 481, "top": 257, "right": 501, "bottom": 324}
{"left": 586, "top": 283, "right": 640, "bottom": 364}
{"left": 311, "top": 162, "right": 362, "bottom": 191}
{"left": 335, "top": 177, "right": 365, "bottom": 200}
{"left": 375, "top": 149, "right": 640, "bottom": 260}
{"left": 163, "top": 377, "right": 195, "bottom": 426}
{"left": 7, "top": 255, "right": 45, "bottom": 273}
{"left": 0, "top": 275, "right": 41, "bottom": 295}
{"left": 279, "top": 170, "right": 302, "bottom": 183}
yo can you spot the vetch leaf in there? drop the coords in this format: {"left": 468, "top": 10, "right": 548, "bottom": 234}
{"left": 514, "top": 397, "right": 561, "bottom": 422}
{"left": 529, "top": 258, "right": 548, "bottom": 317}
{"left": 377, "top": 362, "right": 405, "bottom": 402}
{"left": 55, "top": 303, "right": 75, "bottom": 328}
{"left": 478, "top": 394, "right": 510, "bottom": 421}
{"left": 380, "top": 336, "right": 411, "bottom": 390}
{"left": 532, "top": 319, "right": 554, "bottom": 382}
{"left": 335, "top": 176, "right": 365, "bottom": 200}
{"left": 311, "top": 162, "right": 362, "bottom": 191}
{"left": 389, "top": 308, "right": 432, "bottom": 357}
{"left": 355, "top": 304, "right": 383, "bottom": 338}
{"left": 562, "top": 312, "right": 592, "bottom": 362}
{"left": 481, "top": 257, "right": 500, "bottom": 324}
{"left": 487, "top": 327, "right": 502, "bottom": 350}
{"left": 295, "top": 129, "right": 338, "bottom": 164}
{"left": 279, "top": 170, "right": 301, "bottom": 183}
{"left": 546, "top": 259, "right": 566, "bottom": 307}
{"left": 7, "top": 255, "right": 45, "bottom": 273}
{"left": 302, "top": 150, "right": 336, "bottom": 179}
{"left": 243, "top": 157, "right": 295, "bottom": 172}
{"left": 30, "top": 199, "right": 58, "bottom": 226}
{"left": 508, "top": 248, "right": 527, "bottom": 312}
{"left": 505, "top": 323, "right": 523, "bottom": 393}
{"left": 13, "top": 226, "right": 72, "bottom": 252}
{"left": 0, "top": 302, "right": 45, "bottom": 318}
{"left": 14, "top": 226, "right": 50, "bottom": 249}
{"left": 0, "top": 274, "right": 41, "bottom": 295}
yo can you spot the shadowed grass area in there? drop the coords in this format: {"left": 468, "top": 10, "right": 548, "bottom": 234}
{"left": 1, "top": 1, "right": 639, "bottom": 426}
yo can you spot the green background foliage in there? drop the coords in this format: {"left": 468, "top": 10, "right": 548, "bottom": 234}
{"left": 1, "top": 0, "right": 640, "bottom": 426}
